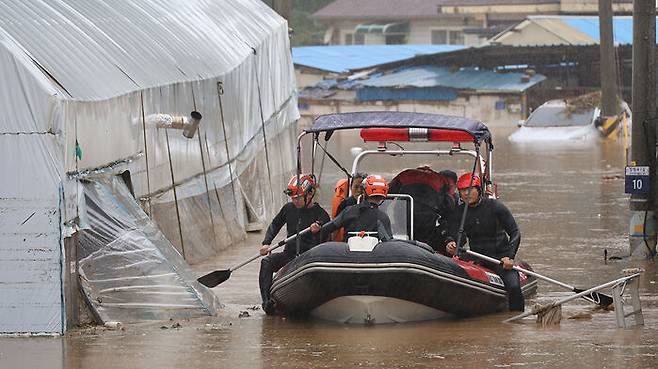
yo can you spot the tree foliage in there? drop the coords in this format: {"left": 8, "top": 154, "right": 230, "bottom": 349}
{"left": 263, "top": 0, "right": 334, "bottom": 46}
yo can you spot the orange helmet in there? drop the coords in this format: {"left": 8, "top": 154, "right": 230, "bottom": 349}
{"left": 362, "top": 175, "right": 388, "bottom": 197}
{"left": 285, "top": 174, "right": 316, "bottom": 197}
{"left": 457, "top": 173, "right": 481, "bottom": 190}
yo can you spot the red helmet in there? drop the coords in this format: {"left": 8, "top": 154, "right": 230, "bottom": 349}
{"left": 285, "top": 174, "right": 316, "bottom": 197}
{"left": 457, "top": 173, "right": 481, "bottom": 190}
{"left": 362, "top": 175, "right": 389, "bottom": 197}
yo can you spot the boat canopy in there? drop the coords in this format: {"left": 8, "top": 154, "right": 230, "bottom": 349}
{"left": 307, "top": 111, "right": 491, "bottom": 143}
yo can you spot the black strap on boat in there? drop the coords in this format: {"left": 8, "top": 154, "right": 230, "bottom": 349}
{"left": 295, "top": 210, "right": 302, "bottom": 256}
{"left": 377, "top": 220, "right": 392, "bottom": 242}
{"left": 456, "top": 143, "right": 481, "bottom": 256}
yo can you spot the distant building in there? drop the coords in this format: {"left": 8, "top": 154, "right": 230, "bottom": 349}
{"left": 490, "top": 15, "right": 657, "bottom": 46}
{"left": 312, "top": 0, "right": 633, "bottom": 47}
{"left": 298, "top": 65, "right": 546, "bottom": 128}
{"left": 292, "top": 44, "right": 464, "bottom": 87}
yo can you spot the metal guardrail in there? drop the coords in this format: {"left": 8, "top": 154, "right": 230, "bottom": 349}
{"left": 505, "top": 269, "right": 644, "bottom": 327}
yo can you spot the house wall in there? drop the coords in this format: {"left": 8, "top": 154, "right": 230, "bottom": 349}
{"left": 441, "top": 4, "right": 559, "bottom": 15}
{"left": 559, "top": 0, "right": 632, "bottom": 13}
{"left": 492, "top": 21, "right": 573, "bottom": 46}
{"left": 464, "top": 33, "right": 488, "bottom": 47}
{"left": 333, "top": 18, "right": 481, "bottom": 45}
{"left": 408, "top": 19, "right": 481, "bottom": 45}
{"left": 295, "top": 68, "right": 328, "bottom": 88}
{"left": 336, "top": 21, "right": 361, "bottom": 45}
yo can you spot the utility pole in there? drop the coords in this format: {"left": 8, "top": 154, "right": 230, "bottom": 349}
{"left": 628, "top": 0, "right": 657, "bottom": 259}
{"left": 598, "top": 0, "right": 618, "bottom": 116}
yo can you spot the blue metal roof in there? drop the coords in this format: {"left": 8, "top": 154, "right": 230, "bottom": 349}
{"left": 357, "top": 87, "right": 458, "bottom": 102}
{"left": 292, "top": 45, "right": 465, "bottom": 73}
{"left": 358, "top": 66, "right": 546, "bottom": 92}
{"left": 531, "top": 16, "right": 658, "bottom": 45}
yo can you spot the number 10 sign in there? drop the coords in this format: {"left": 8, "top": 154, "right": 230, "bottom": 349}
{"left": 625, "top": 166, "right": 650, "bottom": 194}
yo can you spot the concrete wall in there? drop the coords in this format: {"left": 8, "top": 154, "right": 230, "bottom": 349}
{"left": 295, "top": 69, "right": 327, "bottom": 88}
{"left": 492, "top": 21, "right": 574, "bottom": 46}
{"left": 559, "top": 0, "right": 632, "bottom": 13}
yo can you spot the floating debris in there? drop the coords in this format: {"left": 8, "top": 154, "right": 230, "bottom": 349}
{"left": 161, "top": 322, "right": 182, "bottom": 329}
{"left": 568, "top": 312, "right": 593, "bottom": 320}
{"left": 104, "top": 321, "right": 122, "bottom": 330}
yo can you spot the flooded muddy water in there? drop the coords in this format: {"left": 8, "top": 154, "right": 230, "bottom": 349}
{"left": 2, "top": 126, "right": 658, "bottom": 369}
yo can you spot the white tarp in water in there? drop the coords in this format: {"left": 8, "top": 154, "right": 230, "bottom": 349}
{"left": 0, "top": 0, "right": 298, "bottom": 334}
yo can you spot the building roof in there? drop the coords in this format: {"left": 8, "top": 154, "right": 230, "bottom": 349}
{"left": 313, "top": 0, "right": 451, "bottom": 21}
{"left": 292, "top": 45, "right": 465, "bottom": 73}
{"left": 441, "top": 0, "right": 558, "bottom": 5}
{"left": 358, "top": 65, "right": 545, "bottom": 92}
{"left": 492, "top": 16, "right": 658, "bottom": 46}
{"left": 0, "top": 0, "right": 285, "bottom": 100}
{"left": 440, "top": 0, "right": 628, "bottom": 5}
{"left": 312, "top": 0, "right": 611, "bottom": 21}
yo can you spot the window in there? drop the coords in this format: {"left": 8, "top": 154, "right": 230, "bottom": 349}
{"left": 386, "top": 34, "right": 406, "bottom": 44}
{"left": 344, "top": 33, "right": 353, "bottom": 45}
{"left": 431, "top": 30, "right": 447, "bottom": 44}
{"left": 354, "top": 33, "right": 365, "bottom": 45}
{"left": 449, "top": 31, "right": 464, "bottom": 45}
{"left": 524, "top": 104, "right": 596, "bottom": 127}
{"left": 431, "top": 29, "right": 465, "bottom": 45}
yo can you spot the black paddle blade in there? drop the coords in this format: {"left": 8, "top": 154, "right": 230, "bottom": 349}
{"left": 573, "top": 288, "right": 614, "bottom": 306}
{"left": 197, "top": 270, "right": 231, "bottom": 288}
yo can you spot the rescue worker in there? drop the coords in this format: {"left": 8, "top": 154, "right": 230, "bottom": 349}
{"left": 438, "top": 169, "right": 458, "bottom": 199}
{"left": 324, "top": 174, "right": 393, "bottom": 239}
{"left": 335, "top": 172, "right": 367, "bottom": 216}
{"left": 259, "top": 174, "right": 330, "bottom": 315}
{"left": 445, "top": 173, "right": 524, "bottom": 311}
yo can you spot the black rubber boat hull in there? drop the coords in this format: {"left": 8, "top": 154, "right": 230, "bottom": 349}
{"left": 270, "top": 241, "right": 537, "bottom": 321}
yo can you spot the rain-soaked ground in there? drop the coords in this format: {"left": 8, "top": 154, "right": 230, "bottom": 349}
{"left": 2, "top": 126, "right": 658, "bottom": 369}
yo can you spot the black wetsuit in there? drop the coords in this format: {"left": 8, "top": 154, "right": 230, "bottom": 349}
{"left": 336, "top": 196, "right": 357, "bottom": 216}
{"left": 259, "top": 202, "right": 330, "bottom": 305}
{"left": 450, "top": 197, "right": 524, "bottom": 311}
{"left": 325, "top": 201, "right": 393, "bottom": 239}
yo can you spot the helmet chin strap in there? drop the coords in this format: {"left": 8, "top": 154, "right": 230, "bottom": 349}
{"left": 303, "top": 190, "right": 314, "bottom": 207}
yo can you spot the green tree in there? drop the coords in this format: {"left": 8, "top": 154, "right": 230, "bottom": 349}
{"left": 263, "top": 0, "right": 334, "bottom": 46}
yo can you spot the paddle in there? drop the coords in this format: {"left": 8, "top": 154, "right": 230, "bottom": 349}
{"left": 197, "top": 226, "right": 313, "bottom": 288}
{"left": 464, "top": 249, "right": 614, "bottom": 306}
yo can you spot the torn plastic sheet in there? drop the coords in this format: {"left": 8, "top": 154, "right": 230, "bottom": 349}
{"left": 78, "top": 176, "right": 219, "bottom": 323}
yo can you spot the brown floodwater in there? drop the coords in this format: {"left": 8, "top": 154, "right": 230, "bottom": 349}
{"left": 2, "top": 126, "right": 657, "bottom": 369}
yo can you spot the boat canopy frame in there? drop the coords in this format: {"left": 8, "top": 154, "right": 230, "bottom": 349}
{"left": 305, "top": 111, "right": 492, "bottom": 144}
{"left": 295, "top": 112, "right": 495, "bottom": 192}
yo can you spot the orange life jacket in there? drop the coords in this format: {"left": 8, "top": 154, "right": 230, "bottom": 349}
{"left": 331, "top": 178, "right": 349, "bottom": 241}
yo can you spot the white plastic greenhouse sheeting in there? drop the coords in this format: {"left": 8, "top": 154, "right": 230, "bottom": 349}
{"left": 78, "top": 176, "right": 219, "bottom": 323}
{"left": 0, "top": 0, "right": 298, "bottom": 334}
{"left": 0, "top": 134, "right": 64, "bottom": 334}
